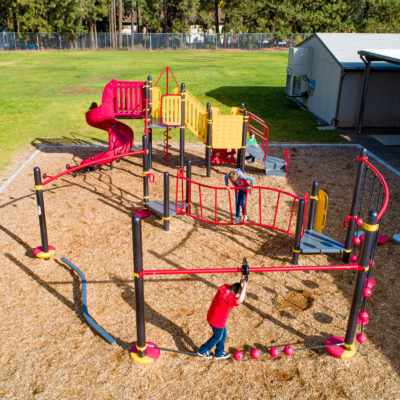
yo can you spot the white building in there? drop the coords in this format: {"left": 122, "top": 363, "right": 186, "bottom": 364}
{"left": 285, "top": 33, "right": 400, "bottom": 129}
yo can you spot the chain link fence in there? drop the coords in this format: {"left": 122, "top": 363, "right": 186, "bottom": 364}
{"left": 1, "top": 32, "right": 309, "bottom": 51}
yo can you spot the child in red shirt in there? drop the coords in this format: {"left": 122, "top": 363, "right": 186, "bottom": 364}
{"left": 197, "top": 276, "right": 248, "bottom": 359}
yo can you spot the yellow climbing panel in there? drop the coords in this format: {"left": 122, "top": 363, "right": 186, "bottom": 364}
{"left": 315, "top": 189, "right": 328, "bottom": 232}
{"left": 161, "top": 94, "right": 181, "bottom": 126}
{"left": 212, "top": 114, "right": 243, "bottom": 149}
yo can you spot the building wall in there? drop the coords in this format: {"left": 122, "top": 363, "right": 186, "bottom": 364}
{"left": 338, "top": 70, "right": 400, "bottom": 127}
{"left": 298, "top": 37, "right": 342, "bottom": 125}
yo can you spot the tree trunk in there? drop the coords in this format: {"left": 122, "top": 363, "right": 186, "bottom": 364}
{"left": 94, "top": 22, "right": 98, "bottom": 49}
{"left": 131, "top": 0, "right": 135, "bottom": 49}
{"left": 137, "top": 2, "right": 141, "bottom": 33}
{"left": 164, "top": 0, "right": 168, "bottom": 33}
{"left": 215, "top": 1, "right": 219, "bottom": 33}
{"left": 90, "top": 24, "right": 95, "bottom": 50}
{"left": 118, "top": 0, "right": 123, "bottom": 48}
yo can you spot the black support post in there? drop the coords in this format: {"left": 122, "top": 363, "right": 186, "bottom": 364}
{"left": 186, "top": 160, "right": 191, "bottom": 213}
{"left": 343, "top": 210, "right": 377, "bottom": 348}
{"left": 307, "top": 181, "right": 319, "bottom": 230}
{"left": 357, "top": 59, "right": 371, "bottom": 136}
{"left": 142, "top": 135, "right": 149, "bottom": 210}
{"left": 180, "top": 83, "right": 185, "bottom": 169}
{"left": 343, "top": 148, "right": 367, "bottom": 263}
{"left": 206, "top": 105, "right": 212, "bottom": 177}
{"left": 292, "top": 199, "right": 305, "bottom": 265}
{"left": 132, "top": 215, "right": 146, "bottom": 358}
{"left": 163, "top": 172, "right": 170, "bottom": 231}
{"left": 34, "top": 167, "right": 51, "bottom": 257}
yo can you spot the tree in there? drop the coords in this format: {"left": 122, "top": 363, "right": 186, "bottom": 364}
{"left": 359, "top": 0, "right": 400, "bottom": 32}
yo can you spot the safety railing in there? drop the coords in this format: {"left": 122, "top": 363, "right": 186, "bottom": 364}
{"left": 112, "top": 80, "right": 145, "bottom": 118}
{"left": 175, "top": 169, "right": 308, "bottom": 236}
{"left": 184, "top": 90, "right": 207, "bottom": 143}
{"left": 248, "top": 111, "right": 269, "bottom": 162}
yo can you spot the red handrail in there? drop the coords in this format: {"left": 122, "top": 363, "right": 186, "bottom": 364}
{"left": 357, "top": 157, "right": 389, "bottom": 221}
{"left": 42, "top": 149, "right": 146, "bottom": 186}
{"left": 139, "top": 263, "right": 363, "bottom": 277}
{"left": 248, "top": 111, "right": 269, "bottom": 161}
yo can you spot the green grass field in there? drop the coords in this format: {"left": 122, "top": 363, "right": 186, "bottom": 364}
{"left": 0, "top": 51, "right": 343, "bottom": 170}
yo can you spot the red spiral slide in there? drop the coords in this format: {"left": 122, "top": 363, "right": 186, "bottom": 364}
{"left": 84, "top": 80, "right": 145, "bottom": 167}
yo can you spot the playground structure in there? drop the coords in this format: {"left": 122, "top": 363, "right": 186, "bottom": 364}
{"left": 30, "top": 66, "right": 389, "bottom": 365}
{"left": 32, "top": 142, "right": 389, "bottom": 364}
{"left": 82, "top": 66, "right": 289, "bottom": 176}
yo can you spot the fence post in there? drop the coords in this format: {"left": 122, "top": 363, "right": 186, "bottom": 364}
{"left": 326, "top": 210, "right": 378, "bottom": 359}
{"left": 180, "top": 83, "right": 186, "bottom": 169}
{"left": 292, "top": 199, "right": 305, "bottom": 265}
{"left": 206, "top": 104, "right": 212, "bottom": 177}
{"left": 129, "top": 215, "right": 160, "bottom": 364}
{"left": 307, "top": 181, "right": 319, "bottom": 230}
{"left": 343, "top": 148, "right": 367, "bottom": 263}
{"left": 33, "top": 167, "right": 55, "bottom": 259}
{"left": 150, "top": 33, "right": 152, "bottom": 52}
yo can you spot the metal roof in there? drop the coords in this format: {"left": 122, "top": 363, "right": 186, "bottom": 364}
{"left": 300, "top": 33, "right": 400, "bottom": 70}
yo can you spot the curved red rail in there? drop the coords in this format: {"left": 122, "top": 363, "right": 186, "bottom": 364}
{"left": 42, "top": 149, "right": 146, "bottom": 186}
{"left": 358, "top": 157, "right": 389, "bottom": 221}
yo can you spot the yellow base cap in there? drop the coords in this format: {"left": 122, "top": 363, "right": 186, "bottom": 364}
{"left": 35, "top": 249, "right": 56, "bottom": 259}
{"left": 130, "top": 352, "right": 156, "bottom": 364}
{"left": 340, "top": 344, "right": 356, "bottom": 359}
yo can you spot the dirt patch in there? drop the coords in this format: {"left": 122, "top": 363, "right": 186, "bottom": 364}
{"left": 275, "top": 290, "right": 314, "bottom": 312}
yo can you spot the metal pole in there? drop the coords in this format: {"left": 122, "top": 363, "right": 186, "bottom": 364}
{"left": 206, "top": 104, "right": 212, "bottom": 177}
{"left": 307, "top": 181, "right": 319, "bottom": 230}
{"left": 343, "top": 148, "right": 367, "bottom": 263}
{"left": 292, "top": 199, "right": 305, "bottom": 265}
{"left": 357, "top": 58, "right": 371, "bottom": 135}
{"left": 147, "top": 76, "right": 153, "bottom": 169}
{"left": 343, "top": 210, "right": 378, "bottom": 348}
{"left": 180, "top": 83, "right": 186, "bottom": 169}
{"left": 34, "top": 167, "right": 49, "bottom": 254}
{"left": 186, "top": 160, "right": 191, "bottom": 213}
{"left": 240, "top": 110, "right": 248, "bottom": 172}
{"left": 142, "top": 135, "right": 149, "bottom": 210}
{"left": 237, "top": 103, "right": 245, "bottom": 169}
{"left": 132, "top": 215, "right": 146, "bottom": 358}
{"left": 163, "top": 172, "right": 170, "bottom": 231}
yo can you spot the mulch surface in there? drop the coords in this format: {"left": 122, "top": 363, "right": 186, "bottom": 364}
{"left": 0, "top": 143, "right": 399, "bottom": 400}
